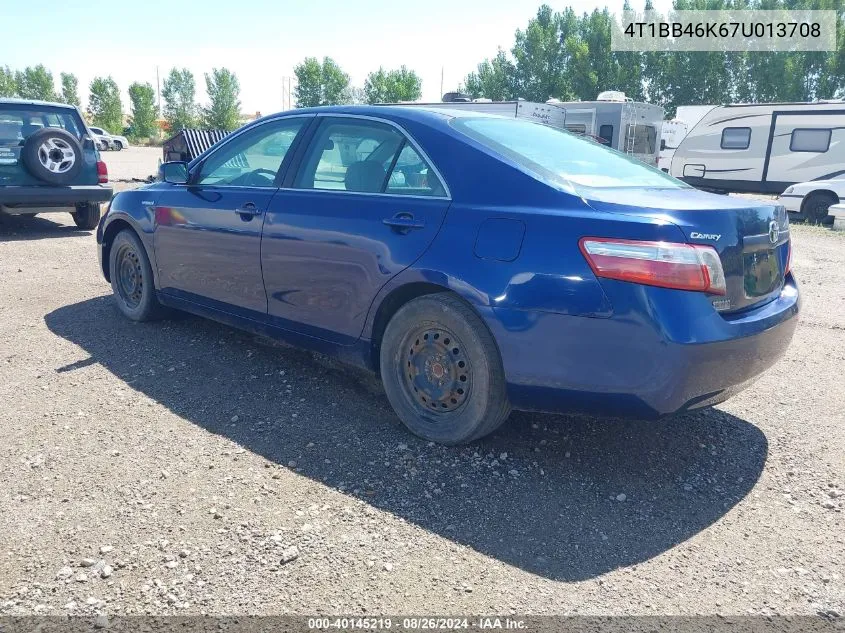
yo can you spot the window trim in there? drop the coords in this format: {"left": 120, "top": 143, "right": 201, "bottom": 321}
{"left": 285, "top": 113, "right": 451, "bottom": 200}
{"left": 789, "top": 127, "right": 831, "bottom": 153}
{"left": 720, "top": 126, "right": 751, "bottom": 150}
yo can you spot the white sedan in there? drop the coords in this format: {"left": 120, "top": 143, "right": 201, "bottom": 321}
{"left": 779, "top": 178, "right": 843, "bottom": 225}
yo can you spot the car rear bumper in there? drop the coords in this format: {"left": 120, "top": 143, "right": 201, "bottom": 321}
{"left": 0, "top": 184, "right": 113, "bottom": 208}
{"left": 481, "top": 274, "right": 800, "bottom": 418}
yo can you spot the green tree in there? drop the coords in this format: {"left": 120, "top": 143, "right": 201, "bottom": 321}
{"left": 202, "top": 68, "right": 241, "bottom": 131}
{"left": 463, "top": 50, "right": 517, "bottom": 100}
{"left": 364, "top": 65, "right": 422, "bottom": 103}
{"left": 15, "top": 65, "right": 57, "bottom": 101}
{"left": 128, "top": 82, "right": 158, "bottom": 139}
{"left": 293, "top": 57, "right": 350, "bottom": 107}
{"left": 162, "top": 68, "right": 197, "bottom": 132}
{"left": 60, "top": 73, "right": 80, "bottom": 106}
{"left": 88, "top": 76, "right": 123, "bottom": 133}
{"left": 0, "top": 66, "right": 16, "bottom": 97}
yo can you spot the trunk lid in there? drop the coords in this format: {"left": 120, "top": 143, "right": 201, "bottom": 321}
{"left": 582, "top": 187, "right": 790, "bottom": 313}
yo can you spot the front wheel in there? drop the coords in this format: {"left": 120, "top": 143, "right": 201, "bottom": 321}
{"left": 109, "top": 229, "right": 163, "bottom": 321}
{"left": 380, "top": 293, "right": 511, "bottom": 445}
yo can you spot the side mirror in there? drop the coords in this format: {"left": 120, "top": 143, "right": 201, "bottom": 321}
{"left": 160, "top": 161, "right": 189, "bottom": 184}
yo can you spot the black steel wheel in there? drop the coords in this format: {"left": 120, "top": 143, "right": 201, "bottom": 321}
{"left": 108, "top": 229, "right": 164, "bottom": 321}
{"left": 402, "top": 326, "right": 472, "bottom": 413}
{"left": 380, "top": 293, "right": 510, "bottom": 445}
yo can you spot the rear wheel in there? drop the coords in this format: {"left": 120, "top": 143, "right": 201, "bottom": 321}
{"left": 71, "top": 203, "right": 101, "bottom": 230}
{"left": 109, "top": 229, "right": 163, "bottom": 321}
{"left": 380, "top": 293, "right": 511, "bottom": 445}
{"left": 803, "top": 192, "right": 837, "bottom": 225}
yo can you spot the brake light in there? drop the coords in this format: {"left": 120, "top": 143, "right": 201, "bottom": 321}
{"left": 97, "top": 160, "right": 108, "bottom": 184}
{"left": 579, "top": 237, "right": 727, "bottom": 295}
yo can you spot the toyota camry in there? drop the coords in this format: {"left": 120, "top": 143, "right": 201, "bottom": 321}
{"left": 97, "top": 106, "right": 799, "bottom": 444}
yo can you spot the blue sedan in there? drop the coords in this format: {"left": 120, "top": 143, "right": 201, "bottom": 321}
{"left": 97, "top": 106, "right": 799, "bottom": 444}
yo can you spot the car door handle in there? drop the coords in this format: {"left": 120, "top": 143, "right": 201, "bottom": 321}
{"left": 383, "top": 213, "right": 424, "bottom": 233}
{"left": 236, "top": 202, "right": 261, "bottom": 218}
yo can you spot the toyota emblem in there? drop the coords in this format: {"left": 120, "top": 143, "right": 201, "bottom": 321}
{"left": 769, "top": 220, "right": 779, "bottom": 244}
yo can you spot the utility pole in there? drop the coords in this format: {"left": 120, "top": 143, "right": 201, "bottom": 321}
{"left": 440, "top": 66, "right": 444, "bottom": 100}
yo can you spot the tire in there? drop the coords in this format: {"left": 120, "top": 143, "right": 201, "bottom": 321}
{"left": 114, "top": 141, "right": 123, "bottom": 151}
{"left": 71, "top": 203, "right": 101, "bottom": 230}
{"left": 803, "top": 192, "right": 837, "bottom": 225}
{"left": 21, "top": 128, "right": 83, "bottom": 185}
{"left": 380, "top": 293, "right": 511, "bottom": 445}
{"left": 109, "top": 229, "right": 163, "bottom": 321}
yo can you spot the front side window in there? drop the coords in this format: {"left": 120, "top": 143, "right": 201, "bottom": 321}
{"left": 790, "top": 128, "right": 831, "bottom": 153}
{"left": 198, "top": 118, "right": 305, "bottom": 187}
{"left": 452, "top": 116, "right": 685, "bottom": 191}
{"left": 721, "top": 127, "right": 751, "bottom": 150}
{"left": 295, "top": 118, "right": 446, "bottom": 196}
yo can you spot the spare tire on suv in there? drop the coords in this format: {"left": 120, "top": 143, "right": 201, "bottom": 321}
{"left": 21, "top": 127, "right": 84, "bottom": 185}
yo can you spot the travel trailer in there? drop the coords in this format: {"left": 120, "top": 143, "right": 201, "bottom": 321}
{"left": 657, "top": 105, "right": 715, "bottom": 172}
{"left": 394, "top": 91, "right": 664, "bottom": 165}
{"left": 658, "top": 119, "right": 688, "bottom": 172}
{"left": 669, "top": 102, "right": 845, "bottom": 194}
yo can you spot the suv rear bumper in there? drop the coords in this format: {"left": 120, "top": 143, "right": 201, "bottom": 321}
{"left": 0, "top": 185, "right": 113, "bottom": 208}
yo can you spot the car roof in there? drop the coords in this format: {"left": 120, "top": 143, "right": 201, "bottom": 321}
{"left": 251, "top": 104, "right": 493, "bottom": 127}
{"left": 0, "top": 98, "right": 77, "bottom": 110}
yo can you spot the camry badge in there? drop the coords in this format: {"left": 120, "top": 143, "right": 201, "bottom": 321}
{"left": 690, "top": 232, "right": 721, "bottom": 241}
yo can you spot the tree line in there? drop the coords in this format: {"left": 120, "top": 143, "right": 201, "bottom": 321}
{"left": 292, "top": 58, "right": 423, "bottom": 107}
{"left": 0, "top": 65, "right": 244, "bottom": 139}
{"left": 5, "top": 0, "right": 842, "bottom": 135}
{"left": 461, "top": 0, "right": 845, "bottom": 117}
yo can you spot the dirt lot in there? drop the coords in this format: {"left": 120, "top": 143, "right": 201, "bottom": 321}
{"left": 100, "top": 146, "right": 162, "bottom": 183}
{"left": 0, "top": 211, "right": 842, "bottom": 617}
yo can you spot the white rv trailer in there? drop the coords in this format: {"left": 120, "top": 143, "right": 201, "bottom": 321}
{"left": 670, "top": 101, "right": 845, "bottom": 194}
{"left": 393, "top": 92, "right": 665, "bottom": 165}
{"left": 657, "top": 105, "right": 715, "bottom": 172}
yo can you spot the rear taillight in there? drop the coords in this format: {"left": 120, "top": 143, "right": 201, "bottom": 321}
{"left": 97, "top": 160, "right": 108, "bottom": 184}
{"left": 580, "top": 237, "right": 727, "bottom": 295}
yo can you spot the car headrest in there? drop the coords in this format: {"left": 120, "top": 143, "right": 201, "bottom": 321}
{"left": 20, "top": 124, "right": 42, "bottom": 138}
{"left": 344, "top": 160, "right": 385, "bottom": 193}
{"left": 0, "top": 121, "right": 21, "bottom": 142}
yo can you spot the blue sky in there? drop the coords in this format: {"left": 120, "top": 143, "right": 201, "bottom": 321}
{"left": 1, "top": 0, "right": 672, "bottom": 114}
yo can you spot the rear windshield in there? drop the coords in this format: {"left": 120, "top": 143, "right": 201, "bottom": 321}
{"left": 451, "top": 116, "right": 686, "bottom": 191}
{"left": 0, "top": 104, "right": 84, "bottom": 148}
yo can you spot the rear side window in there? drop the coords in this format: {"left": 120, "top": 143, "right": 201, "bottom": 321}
{"left": 0, "top": 105, "right": 83, "bottom": 147}
{"left": 452, "top": 116, "right": 684, "bottom": 191}
{"left": 598, "top": 124, "right": 613, "bottom": 146}
{"left": 295, "top": 118, "right": 446, "bottom": 196}
{"left": 721, "top": 127, "right": 751, "bottom": 150}
{"left": 790, "top": 128, "right": 831, "bottom": 152}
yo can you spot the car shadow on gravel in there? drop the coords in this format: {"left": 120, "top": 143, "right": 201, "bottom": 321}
{"left": 0, "top": 214, "right": 91, "bottom": 242}
{"left": 46, "top": 296, "right": 768, "bottom": 582}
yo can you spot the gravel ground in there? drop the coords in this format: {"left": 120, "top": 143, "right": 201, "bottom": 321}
{"left": 99, "top": 146, "right": 161, "bottom": 183}
{"left": 0, "top": 213, "right": 842, "bottom": 617}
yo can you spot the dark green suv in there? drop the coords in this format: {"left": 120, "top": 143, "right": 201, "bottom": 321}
{"left": 0, "top": 99, "right": 112, "bottom": 230}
